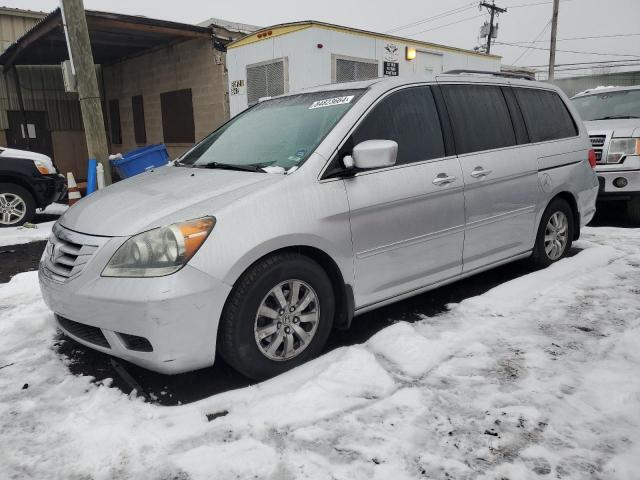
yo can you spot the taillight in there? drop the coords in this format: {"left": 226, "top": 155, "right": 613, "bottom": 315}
{"left": 588, "top": 149, "right": 597, "bottom": 169}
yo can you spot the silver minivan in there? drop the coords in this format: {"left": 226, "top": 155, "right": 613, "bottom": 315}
{"left": 39, "top": 73, "right": 598, "bottom": 380}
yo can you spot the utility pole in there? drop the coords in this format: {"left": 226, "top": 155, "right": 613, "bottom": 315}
{"left": 60, "top": 0, "right": 112, "bottom": 185}
{"left": 480, "top": 1, "right": 506, "bottom": 55}
{"left": 548, "top": 0, "right": 560, "bottom": 80}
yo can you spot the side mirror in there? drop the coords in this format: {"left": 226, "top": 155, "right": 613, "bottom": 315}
{"left": 343, "top": 140, "right": 398, "bottom": 170}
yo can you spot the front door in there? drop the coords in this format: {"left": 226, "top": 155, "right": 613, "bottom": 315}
{"left": 440, "top": 83, "right": 538, "bottom": 271}
{"left": 6, "top": 111, "right": 54, "bottom": 160}
{"left": 340, "top": 86, "right": 465, "bottom": 308}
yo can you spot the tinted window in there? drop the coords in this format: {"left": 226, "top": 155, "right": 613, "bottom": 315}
{"left": 351, "top": 86, "right": 445, "bottom": 165}
{"left": 502, "top": 87, "right": 529, "bottom": 145}
{"left": 161, "top": 89, "right": 195, "bottom": 144}
{"left": 132, "top": 95, "right": 146, "bottom": 144}
{"left": 515, "top": 88, "right": 578, "bottom": 142}
{"left": 108, "top": 99, "right": 121, "bottom": 145}
{"left": 441, "top": 84, "right": 516, "bottom": 154}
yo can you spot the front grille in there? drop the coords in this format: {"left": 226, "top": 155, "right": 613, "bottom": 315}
{"left": 43, "top": 227, "right": 99, "bottom": 282}
{"left": 590, "top": 135, "right": 606, "bottom": 164}
{"left": 57, "top": 315, "right": 110, "bottom": 348}
{"left": 590, "top": 135, "right": 605, "bottom": 147}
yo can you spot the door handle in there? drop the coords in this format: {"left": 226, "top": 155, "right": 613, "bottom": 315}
{"left": 432, "top": 173, "right": 457, "bottom": 186}
{"left": 470, "top": 167, "right": 493, "bottom": 178}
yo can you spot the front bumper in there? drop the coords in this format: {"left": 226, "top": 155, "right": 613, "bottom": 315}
{"left": 38, "top": 226, "right": 232, "bottom": 374}
{"left": 33, "top": 174, "right": 67, "bottom": 208}
{"left": 596, "top": 169, "right": 640, "bottom": 200}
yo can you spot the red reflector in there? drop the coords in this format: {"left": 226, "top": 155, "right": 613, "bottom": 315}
{"left": 588, "top": 149, "right": 597, "bottom": 168}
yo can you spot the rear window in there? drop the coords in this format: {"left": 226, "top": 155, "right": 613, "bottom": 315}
{"left": 514, "top": 88, "right": 578, "bottom": 142}
{"left": 441, "top": 84, "right": 517, "bottom": 155}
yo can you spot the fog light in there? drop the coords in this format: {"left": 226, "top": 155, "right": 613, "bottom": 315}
{"left": 613, "top": 177, "right": 628, "bottom": 188}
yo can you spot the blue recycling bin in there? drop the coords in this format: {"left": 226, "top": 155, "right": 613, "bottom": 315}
{"left": 110, "top": 144, "right": 170, "bottom": 179}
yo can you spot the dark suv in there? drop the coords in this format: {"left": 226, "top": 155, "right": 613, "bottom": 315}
{"left": 0, "top": 147, "right": 66, "bottom": 227}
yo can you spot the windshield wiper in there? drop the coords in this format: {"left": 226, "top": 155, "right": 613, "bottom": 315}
{"left": 592, "top": 115, "right": 640, "bottom": 120}
{"left": 197, "top": 162, "right": 266, "bottom": 173}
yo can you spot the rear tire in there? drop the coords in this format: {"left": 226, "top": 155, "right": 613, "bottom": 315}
{"left": 627, "top": 197, "right": 640, "bottom": 225}
{"left": 530, "top": 198, "right": 574, "bottom": 268}
{"left": 0, "top": 183, "right": 35, "bottom": 228}
{"left": 219, "top": 252, "right": 335, "bottom": 381}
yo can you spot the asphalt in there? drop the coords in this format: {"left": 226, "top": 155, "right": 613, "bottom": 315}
{"left": 1, "top": 204, "right": 633, "bottom": 406}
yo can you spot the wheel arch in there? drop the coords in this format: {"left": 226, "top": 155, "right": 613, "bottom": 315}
{"left": 552, "top": 191, "right": 580, "bottom": 240}
{"left": 0, "top": 174, "right": 37, "bottom": 202}
{"left": 222, "top": 244, "right": 355, "bottom": 333}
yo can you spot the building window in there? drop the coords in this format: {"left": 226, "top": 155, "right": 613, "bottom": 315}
{"left": 333, "top": 55, "right": 379, "bottom": 83}
{"left": 246, "top": 58, "right": 288, "bottom": 106}
{"left": 132, "top": 95, "right": 146, "bottom": 145}
{"left": 160, "top": 89, "right": 195, "bottom": 144}
{"left": 108, "top": 99, "right": 122, "bottom": 145}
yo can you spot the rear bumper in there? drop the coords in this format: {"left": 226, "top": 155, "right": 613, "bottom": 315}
{"left": 38, "top": 235, "right": 232, "bottom": 374}
{"left": 597, "top": 170, "right": 640, "bottom": 201}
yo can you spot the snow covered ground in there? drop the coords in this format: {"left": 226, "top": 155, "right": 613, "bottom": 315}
{"left": 1, "top": 226, "right": 639, "bottom": 480}
{"left": 0, "top": 204, "right": 68, "bottom": 247}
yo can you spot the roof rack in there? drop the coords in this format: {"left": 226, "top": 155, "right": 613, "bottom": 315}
{"left": 441, "top": 69, "right": 536, "bottom": 81}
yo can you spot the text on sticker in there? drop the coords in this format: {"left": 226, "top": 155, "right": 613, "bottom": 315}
{"left": 309, "top": 96, "right": 355, "bottom": 109}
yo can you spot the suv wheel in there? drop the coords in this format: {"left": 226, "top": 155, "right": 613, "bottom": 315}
{"left": 530, "top": 198, "right": 574, "bottom": 268}
{"left": 627, "top": 197, "right": 640, "bottom": 225}
{"left": 219, "top": 252, "right": 335, "bottom": 380}
{"left": 0, "top": 183, "right": 35, "bottom": 228}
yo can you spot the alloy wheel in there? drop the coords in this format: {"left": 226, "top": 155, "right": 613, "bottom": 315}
{"left": 254, "top": 279, "right": 320, "bottom": 361}
{"left": 0, "top": 193, "right": 27, "bottom": 226}
{"left": 544, "top": 211, "right": 569, "bottom": 260}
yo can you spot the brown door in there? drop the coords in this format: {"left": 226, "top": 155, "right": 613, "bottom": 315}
{"left": 6, "top": 111, "right": 54, "bottom": 160}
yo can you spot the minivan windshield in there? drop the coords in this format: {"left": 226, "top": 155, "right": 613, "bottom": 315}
{"left": 572, "top": 89, "right": 640, "bottom": 121}
{"left": 178, "top": 89, "right": 364, "bottom": 172}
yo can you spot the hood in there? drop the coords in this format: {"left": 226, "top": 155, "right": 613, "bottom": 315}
{"left": 0, "top": 147, "right": 55, "bottom": 168}
{"left": 59, "top": 165, "right": 281, "bottom": 236}
{"left": 583, "top": 119, "right": 640, "bottom": 138}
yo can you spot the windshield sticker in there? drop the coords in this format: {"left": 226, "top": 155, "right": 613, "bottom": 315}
{"left": 309, "top": 95, "right": 354, "bottom": 109}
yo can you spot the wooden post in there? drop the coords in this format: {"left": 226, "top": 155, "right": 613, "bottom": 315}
{"left": 60, "top": 0, "right": 112, "bottom": 184}
{"left": 548, "top": 0, "right": 560, "bottom": 80}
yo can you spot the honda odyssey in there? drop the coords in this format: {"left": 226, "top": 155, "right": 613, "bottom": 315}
{"left": 39, "top": 72, "right": 598, "bottom": 380}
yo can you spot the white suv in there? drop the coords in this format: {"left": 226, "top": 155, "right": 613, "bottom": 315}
{"left": 572, "top": 86, "right": 640, "bottom": 223}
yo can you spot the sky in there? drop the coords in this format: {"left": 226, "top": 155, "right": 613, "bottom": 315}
{"left": 10, "top": 0, "right": 640, "bottom": 78}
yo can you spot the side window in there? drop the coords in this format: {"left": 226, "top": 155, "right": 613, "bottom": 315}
{"left": 350, "top": 86, "right": 445, "bottom": 166}
{"left": 502, "top": 87, "right": 529, "bottom": 145}
{"left": 514, "top": 88, "right": 578, "bottom": 142}
{"left": 441, "top": 84, "right": 516, "bottom": 154}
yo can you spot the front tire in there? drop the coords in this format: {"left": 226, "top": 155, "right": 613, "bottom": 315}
{"left": 627, "top": 197, "right": 640, "bottom": 225}
{"left": 530, "top": 198, "right": 574, "bottom": 268}
{"left": 219, "top": 252, "right": 335, "bottom": 380}
{"left": 0, "top": 183, "right": 35, "bottom": 228}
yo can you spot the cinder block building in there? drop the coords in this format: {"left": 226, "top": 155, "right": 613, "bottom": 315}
{"left": 0, "top": 9, "right": 252, "bottom": 178}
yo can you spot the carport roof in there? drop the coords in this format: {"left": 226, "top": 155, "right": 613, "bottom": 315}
{"left": 0, "top": 9, "right": 211, "bottom": 69}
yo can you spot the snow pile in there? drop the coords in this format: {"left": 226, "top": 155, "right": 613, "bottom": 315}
{"left": 0, "top": 204, "right": 67, "bottom": 247}
{"left": 1, "top": 227, "right": 639, "bottom": 479}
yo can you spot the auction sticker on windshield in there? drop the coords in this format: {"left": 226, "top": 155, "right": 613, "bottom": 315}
{"left": 309, "top": 95, "right": 355, "bottom": 109}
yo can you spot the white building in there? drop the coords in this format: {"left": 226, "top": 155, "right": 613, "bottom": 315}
{"left": 226, "top": 20, "right": 501, "bottom": 116}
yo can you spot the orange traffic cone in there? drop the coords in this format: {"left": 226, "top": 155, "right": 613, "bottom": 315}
{"left": 67, "top": 172, "right": 81, "bottom": 206}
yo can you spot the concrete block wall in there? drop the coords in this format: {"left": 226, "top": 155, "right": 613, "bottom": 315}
{"left": 103, "top": 38, "right": 229, "bottom": 160}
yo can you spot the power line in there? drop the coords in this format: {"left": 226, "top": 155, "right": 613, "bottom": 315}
{"left": 523, "top": 58, "right": 640, "bottom": 68}
{"left": 504, "top": 32, "right": 640, "bottom": 43}
{"left": 384, "top": 2, "right": 477, "bottom": 34}
{"left": 511, "top": 20, "right": 551, "bottom": 65}
{"left": 404, "top": 13, "right": 487, "bottom": 37}
{"left": 496, "top": 41, "right": 640, "bottom": 58}
{"left": 479, "top": 1, "right": 507, "bottom": 54}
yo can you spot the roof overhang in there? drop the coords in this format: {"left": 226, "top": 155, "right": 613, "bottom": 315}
{"left": 0, "top": 9, "right": 212, "bottom": 70}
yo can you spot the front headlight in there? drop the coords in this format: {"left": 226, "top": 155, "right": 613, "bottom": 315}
{"left": 102, "top": 217, "right": 215, "bottom": 277}
{"left": 33, "top": 159, "right": 57, "bottom": 174}
{"left": 607, "top": 138, "right": 640, "bottom": 164}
